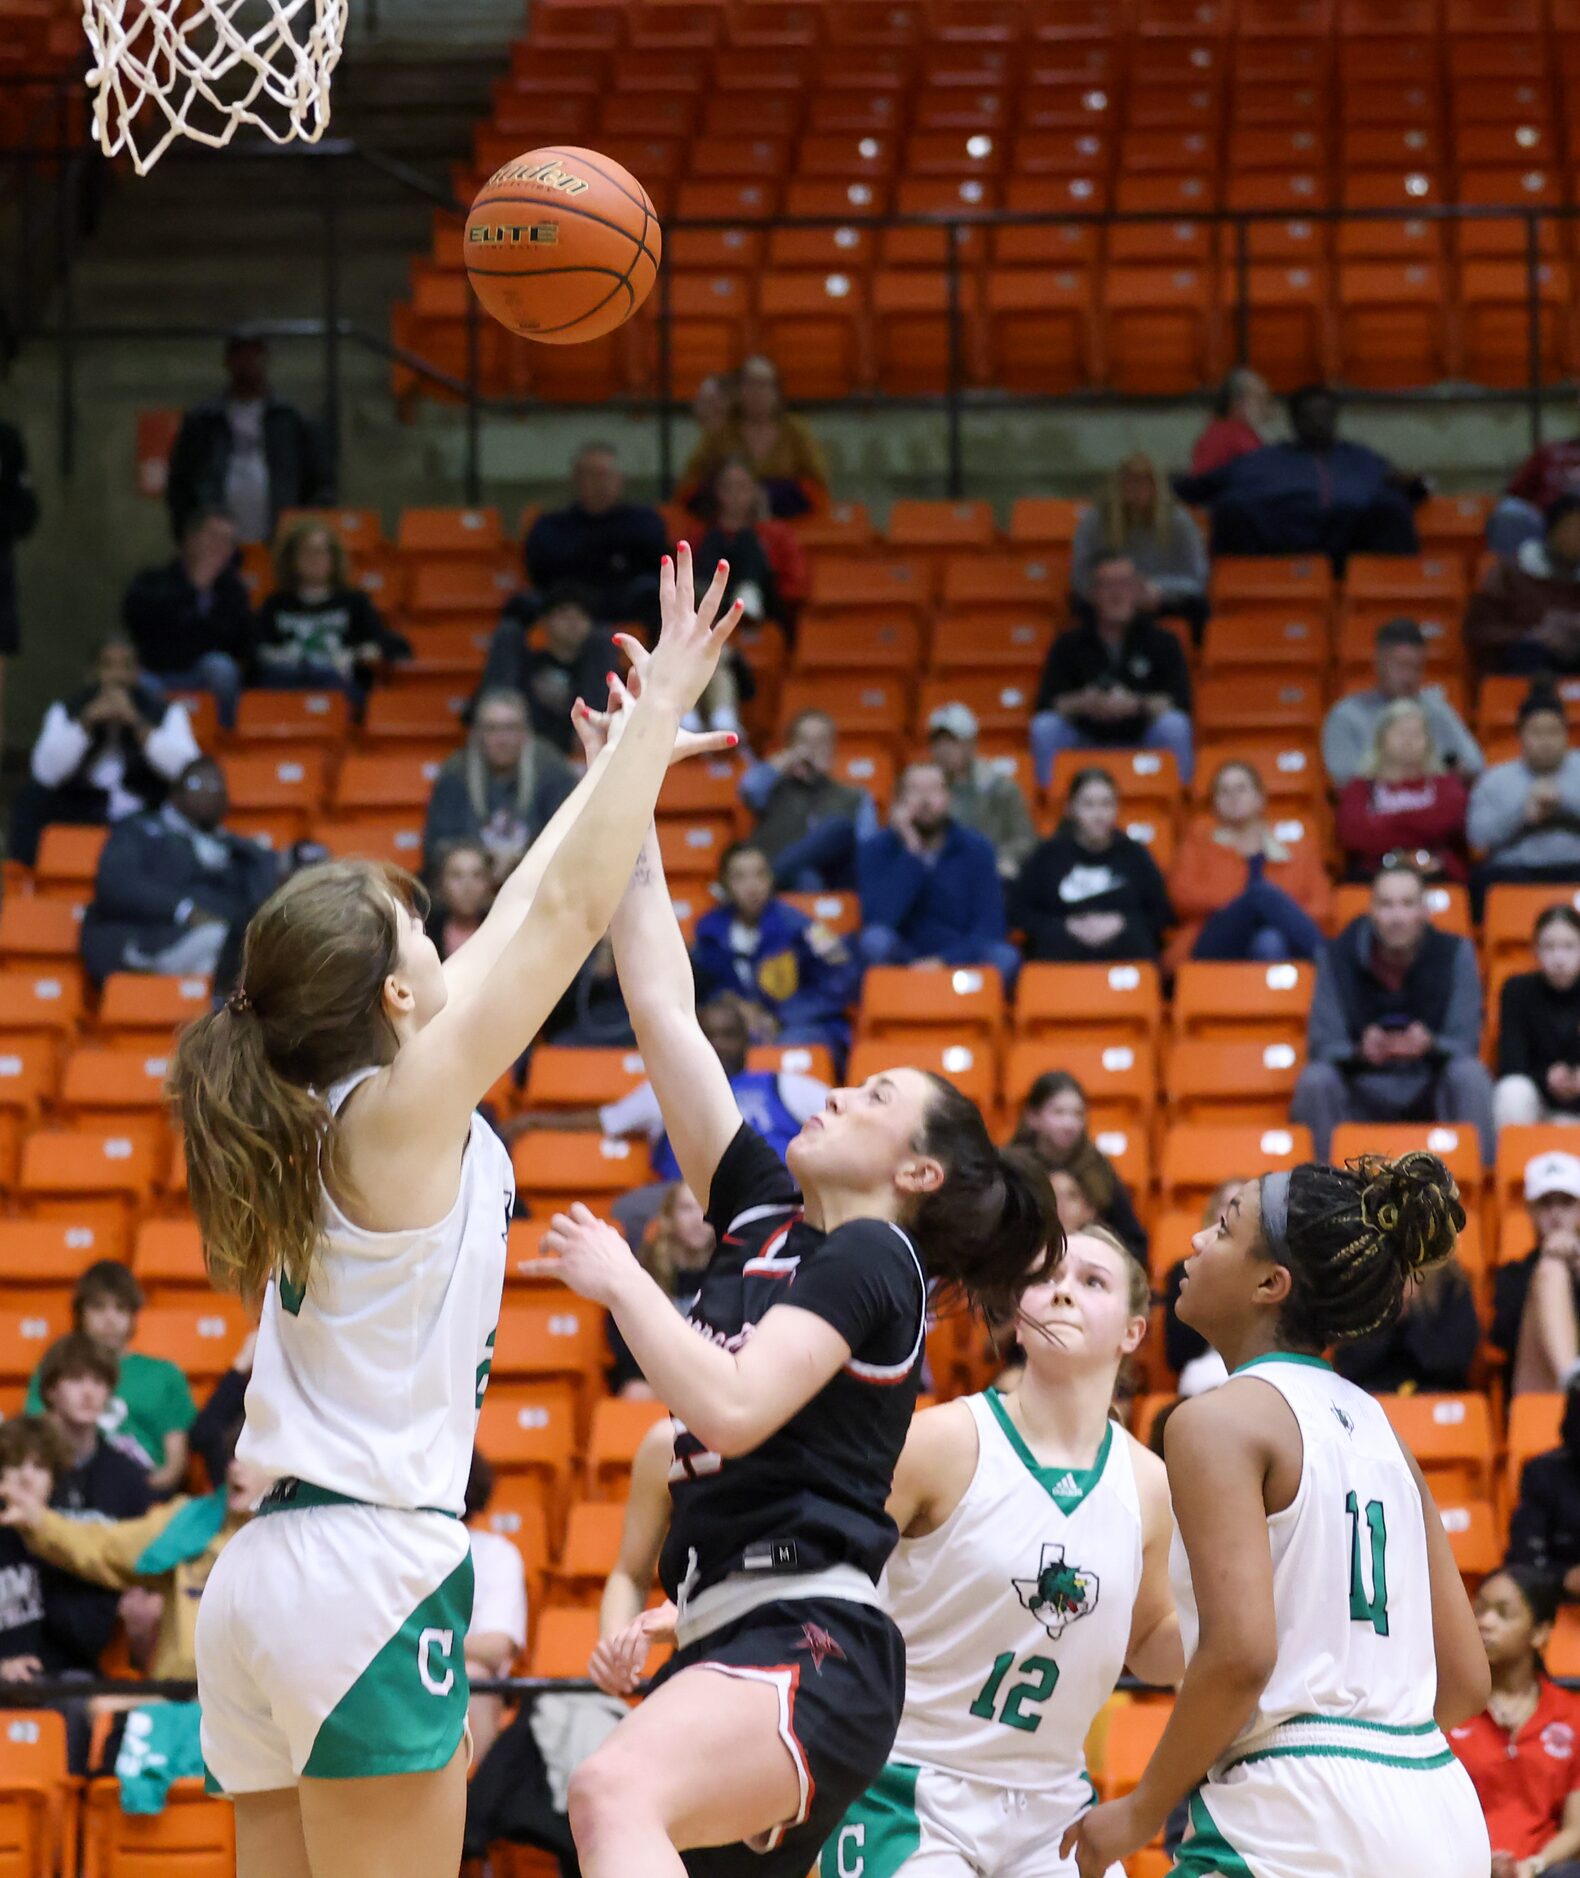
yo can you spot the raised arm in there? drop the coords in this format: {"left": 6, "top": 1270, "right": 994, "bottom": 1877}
{"left": 388, "top": 549, "right": 741, "bottom": 1132}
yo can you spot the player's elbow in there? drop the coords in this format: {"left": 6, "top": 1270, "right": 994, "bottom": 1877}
{"left": 1199, "top": 1619, "right": 1278, "bottom": 1702}
{"left": 697, "top": 1399, "right": 771, "bottom": 1460}
{"left": 1435, "top": 1650, "right": 1491, "bottom": 1730}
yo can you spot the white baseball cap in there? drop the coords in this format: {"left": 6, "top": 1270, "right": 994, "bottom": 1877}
{"left": 1525, "top": 1150, "right": 1580, "bottom": 1204}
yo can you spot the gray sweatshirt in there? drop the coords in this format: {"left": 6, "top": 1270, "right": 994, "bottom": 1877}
{"left": 1466, "top": 752, "right": 1580, "bottom": 868}
{"left": 1070, "top": 503, "right": 1209, "bottom": 605}
{"left": 1321, "top": 686, "right": 1484, "bottom": 788}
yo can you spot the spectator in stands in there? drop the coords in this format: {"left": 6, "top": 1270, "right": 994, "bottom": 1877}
{"left": 35, "top": 1336, "right": 154, "bottom": 1680}
{"left": 1451, "top": 1570, "right": 1580, "bottom": 1878}
{"left": 607, "top": 1183, "right": 715, "bottom": 1398}
{"left": 926, "top": 702, "right": 1037, "bottom": 879}
{"left": 0, "top": 1419, "right": 69, "bottom": 1684}
{"left": 483, "top": 583, "right": 616, "bottom": 757}
{"left": 1010, "top": 1070, "right": 1147, "bottom": 1258}
{"left": 1167, "top": 759, "right": 1330, "bottom": 968}
{"left": 739, "top": 708, "right": 878, "bottom": 891}
{"left": 252, "top": 517, "right": 409, "bottom": 702}
{"left": 1012, "top": 767, "right": 1171, "bottom": 965}
{"left": 79, "top": 756, "right": 276, "bottom": 988}
{"left": 541, "top": 935, "right": 635, "bottom": 1049}
{"left": 690, "top": 373, "right": 733, "bottom": 465}
{"left": 681, "top": 455, "right": 809, "bottom": 641}
{"left": 1507, "top": 1378, "right": 1580, "bottom": 1594}
{"left": 165, "top": 330, "right": 332, "bottom": 544}
{"left": 1332, "top": 1251, "right": 1481, "bottom": 1394}
{"left": 1050, "top": 1164, "right": 1103, "bottom": 1238}
{"left": 855, "top": 759, "right": 1019, "bottom": 981}
{"left": 1495, "top": 1152, "right": 1580, "bottom": 1398}
{"left": 7, "top": 633, "right": 201, "bottom": 868}
{"left": 0, "top": 1425, "right": 269, "bottom": 1685}
{"left": 1290, "top": 860, "right": 1496, "bottom": 1160}
{"left": 185, "top": 1332, "right": 252, "bottom": 1507}
{"left": 1491, "top": 399, "right": 1580, "bottom": 557}
{"left": 464, "top": 1452, "right": 527, "bottom": 1765}
{"left": 690, "top": 840, "right": 856, "bottom": 1056}
{"left": 121, "top": 508, "right": 252, "bottom": 728}
{"left": 522, "top": 442, "right": 666, "bottom": 627}
{"left": 682, "top": 354, "right": 830, "bottom": 520}
{"left": 512, "top": 993, "right": 827, "bottom": 1180}
{"left": 422, "top": 687, "right": 577, "bottom": 883}
{"left": 1029, "top": 553, "right": 1194, "bottom": 788}
{"left": 1071, "top": 453, "right": 1210, "bottom": 640}
{"left": 0, "top": 412, "right": 38, "bottom": 750}
{"left": 1497, "top": 906, "right": 1580, "bottom": 1130}
{"left": 1467, "top": 496, "right": 1580, "bottom": 678}
{"left": 1335, "top": 700, "right": 1472, "bottom": 883}
{"left": 1322, "top": 615, "right": 1483, "bottom": 787}
{"left": 1468, "top": 687, "right": 1580, "bottom": 912}
{"left": 424, "top": 838, "right": 495, "bottom": 962}
{"left": 1189, "top": 366, "right": 1274, "bottom": 477}
{"left": 1176, "top": 383, "right": 1424, "bottom": 567}
{"left": 26, "top": 1264, "right": 195, "bottom": 1495}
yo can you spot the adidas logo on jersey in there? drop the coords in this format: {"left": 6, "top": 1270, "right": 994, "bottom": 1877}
{"left": 1049, "top": 1472, "right": 1082, "bottom": 1501}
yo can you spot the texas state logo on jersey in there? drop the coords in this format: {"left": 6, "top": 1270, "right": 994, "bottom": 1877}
{"left": 1012, "top": 1542, "right": 1101, "bottom": 1641}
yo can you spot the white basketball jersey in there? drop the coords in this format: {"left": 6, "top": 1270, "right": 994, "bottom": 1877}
{"left": 238, "top": 1067, "right": 514, "bottom": 1517}
{"left": 1170, "top": 1354, "right": 1438, "bottom": 1763}
{"left": 885, "top": 1390, "right": 1143, "bottom": 1791}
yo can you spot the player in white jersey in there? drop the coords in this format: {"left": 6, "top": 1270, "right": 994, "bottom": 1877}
{"left": 172, "top": 544, "right": 743, "bottom": 1878}
{"left": 822, "top": 1225, "right": 1182, "bottom": 1878}
{"left": 1064, "top": 1154, "right": 1494, "bottom": 1878}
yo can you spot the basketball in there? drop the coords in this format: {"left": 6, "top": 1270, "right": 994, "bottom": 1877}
{"left": 464, "top": 146, "right": 661, "bottom": 345}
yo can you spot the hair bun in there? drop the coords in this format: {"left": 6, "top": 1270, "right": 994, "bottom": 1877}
{"left": 1353, "top": 1151, "right": 1464, "bottom": 1282}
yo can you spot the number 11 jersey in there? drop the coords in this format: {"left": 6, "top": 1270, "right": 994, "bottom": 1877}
{"left": 884, "top": 1389, "right": 1143, "bottom": 1793}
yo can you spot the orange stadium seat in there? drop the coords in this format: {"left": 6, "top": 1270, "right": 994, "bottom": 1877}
{"left": 18, "top": 1130, "right": 160, "bottom": 1211}
{"left": 132, "top": 1219, "right": 209, "bottom": 1297}
{"left": 1505, "top": 1393, "right": 1564, "bottom": 1506}
{"left": 476, "top": 1384, "right": 580, "bottom": 1523}
{"left": 80, "top": 1776, "right": 233, "bottom": 1878}
{"left": 756, "top": 274, "right": 868, "bottom": 400}
{"left": 475, "top": 1485, "right": 549, "bottom": 1613}
{"left": 549, "top": 1500, "right": 631, "bottom": 1606}
{"left": 1172, "top": 961, "right": 1315, "bottom": 1045}
{"left": 231, "top": 689, "right": 350, "bottom": 747}
{"left": 0, "top": 899, "right": 83, "bottom": 971}
{"left": 1005, "top": 1036, "right": 1155, "bottom": 1128}
{"left": 97, "top": 974, "right": 211, "bottom": 1041}
{"left": 848, "top": 1037, "right": 998, "bottom": 1118}
{"left": 34, "top": 824, "right": 107, "bottom": 894}
{"left": 0, "top": 1219, "right": 122, "bottom": 1295}
{"left": 930, "top": 613, "right": 1051, "bottom": 676}
{"left": 1211, "top": 556, "right": 1335, "bottom": 614}
{"left": 332, "top": 751, "right": 445, "bottom": 814}
{"left": 1381, "top": 1393, "right": 1495, "bottom": 1499}
{"left": 586, "top": 1397, "right": 671, "bottom": 1499}
{"left": 134, "top": 1302, "right": 250, "bottom": 1383}
{"left": 1161, "top": 1124, "right": 1314, "bottom": 1213}
{"left": 395, "top": 505, "right": 506, "bottom": 561}
{"left": 0, "top": 1707, "right": 77, "bottom": 1878}
{"left": 524, "top": 1047, "right": 647, "bottom": 1113}
{"left": 1167, "top": 1039, "right": 1304, "bottom": 1127}
{"left": 859, "top": 965, "right": 1005, "bottom": 1042}
{"left": 794, "top": 614, "right": 921, "bottom": 677}
{"left": 0, "top": 1039, "right": 58, "bottom": 1121}
{"left": 1195, "top": 672, "right": 1327, "bottom": 738}
{"left": 528, "top": 1608, "right": 602, "bottom": 1680}
{"left": 0, "top": 970, "right": 84, "bottom": 1041}
{"left": 1330, "top": 1121, "right": 1485, "bottom": 1189}
{"left": 1099, "top": 1698, "right": 1174, "bottom": 1802}
{"left": 510, "top": 1132, "right": 650, "bottom": 1219}
{"left": 1485, "top": 883, "right": 1580, "bottom": 966}
{"left": 1048, "top": 749, "right": 1182, "bottom": 812}
{"left": 1015, "top": 962, "right": 1163, "bottom": 1047}
{"left": 57, "top": 1048, "right": 173, "bottom": 1129}
{"left": 1437, "top": 1499, "right": 1501, "bottom": 1584}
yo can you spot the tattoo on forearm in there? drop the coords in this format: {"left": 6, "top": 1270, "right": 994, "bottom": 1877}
{"left": 632, "top": 836, "right": 656, "bottom": 888}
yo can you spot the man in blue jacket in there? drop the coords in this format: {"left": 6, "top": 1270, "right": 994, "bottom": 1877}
{"left": 856, "top": 760, "right": 1020, "bottom": 983}
{"left": 691, "top": 841, "right": 857, "bottom": 1059}
{"left": 1176, "top": 383, "right": 1424, "bottom": 569}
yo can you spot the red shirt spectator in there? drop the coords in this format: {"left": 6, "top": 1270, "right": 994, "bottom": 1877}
{"left": 1452, "top": 1679, "right": 1580, "bottom": 1864}
{"left": 1510, "top": 439, "right": 1580, "bottom": 513}
{"left": 1189, "top": 367, "right": 1272, "bottom": 475}
{"left": 1334, "top": 697, "right": 1470, "bottom": 881}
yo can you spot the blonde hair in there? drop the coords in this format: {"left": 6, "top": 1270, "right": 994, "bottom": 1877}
{"left": 1361, "top": 698, "right": 1442, "bottom": 780}
{"left": 168, "top": 861, "right": 427, "bottom": 1300}
{"left": 1104, "top": 452, "right": 1171, "bottom": 553}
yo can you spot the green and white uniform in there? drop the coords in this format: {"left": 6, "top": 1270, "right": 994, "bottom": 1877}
{"left": 824, "top": 1390, "right": 1136, "bottom": 1878}
{"left": 1168, "top": 1354, "right": 1490, "bottom": 1878}
{"left": 196, "top": 1067, "right": 512, "bottom": 1792}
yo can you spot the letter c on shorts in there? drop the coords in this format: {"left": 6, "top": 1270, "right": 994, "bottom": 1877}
{"left": 418, "top": 1626, "right": 455, "bottom": 1697}
{"left": 837, "top": 1824, "right": 865, "bottom": 1878}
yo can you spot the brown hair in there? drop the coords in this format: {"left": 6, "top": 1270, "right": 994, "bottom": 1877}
{"left": 273, "top": 518, "right": 348, "bottom": 594}
{"left": 72, "top": 1259, "right": 142, "bottom": 1326}
{"left": 168, "top": 859, "right": 428, "bottom": 1301}
{"left": 38, "top": 1333, "right": 119, "bottom": 1402}
{"left": 0, "top": 1417, "right": 69, "bottom": 1480}
{"left": 642, "top": 1184, "right": 716, "bottom": 1296}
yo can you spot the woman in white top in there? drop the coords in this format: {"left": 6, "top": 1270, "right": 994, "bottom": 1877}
{"left": 1065, "top": 1154, "right": 1492, "bottom": 1878}
{"left": 172, "top": 545, "right": 741, "bottom": 1878}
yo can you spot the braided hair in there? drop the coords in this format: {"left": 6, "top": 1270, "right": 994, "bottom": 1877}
{"left": 1261, "top": 1152, "right": 1463, "bottom": 1351}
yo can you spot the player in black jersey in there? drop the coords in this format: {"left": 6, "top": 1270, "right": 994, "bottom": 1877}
{"left": 541, "top": 655, "right": 1060, "bottom": 1878}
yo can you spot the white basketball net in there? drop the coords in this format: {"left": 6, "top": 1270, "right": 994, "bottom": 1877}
{"left": 82, "top": 0, "right": 348, "bottom": 176}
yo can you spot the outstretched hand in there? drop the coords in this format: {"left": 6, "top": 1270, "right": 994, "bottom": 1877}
{"left": 538, "top": 1201, "right": 643, "bottom": 1307}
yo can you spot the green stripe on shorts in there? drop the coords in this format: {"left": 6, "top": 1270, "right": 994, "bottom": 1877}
{"left": 1169, "top": 1789, "right": 1256, "bottom": 1878}
{"left": 820, "top": 1762, "right": 922, "bottom": 1878}
{"left": 302, "top": 1552, "right": 475, "bottom": 1780}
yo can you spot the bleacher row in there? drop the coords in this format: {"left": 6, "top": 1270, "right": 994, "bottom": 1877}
{"left": 393, "top": 0, "right": 1580, "bottom": 402}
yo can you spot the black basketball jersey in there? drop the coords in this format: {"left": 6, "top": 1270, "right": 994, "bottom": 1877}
{"left": 659, "top": 1124, "right": 926, "bottom": 1604}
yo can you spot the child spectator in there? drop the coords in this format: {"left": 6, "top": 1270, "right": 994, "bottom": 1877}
{"left": 8, "top": 633, "right": 200, "bottom": 868}
{"left": 424, "top": 839, "right": 496, "bottom": 962}
{"left": 25, "top": 1264, "right": 195, "bottom": 1495}
{"left": 253, "top": 518, "right": 409, "bottom": 701}
{"left": 464, "top": 1452, "right": 527, "bottom": 1765}
{"left": 690, "top": 840, "right": 855, "bottom": 1056}
{"left": 1497, "top": 907, "right": 1580, "bottom": 1131}
{"left": 0, "top": 1419, "right": 69, "bottom": 1684}
{"left": 1451, "top": 1570, "right": 1580, "bottom": 1878}
{"left": 1166, "top": 759, "right": 1330, "bottom": 969}
{"left": 1010, "top": 1070, "right": 1147, "bottom": 1258}
{"left": 1336, "top": 699, "right": 1471, "bottom": 882}
{"left": 1507, "top": 1378, "right": 1580, "bottom": 1596}
{"left": 1012, "top": 767, "right": 1172, "bottom": 964}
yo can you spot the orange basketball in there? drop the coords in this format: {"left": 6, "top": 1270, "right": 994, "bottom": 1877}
{"left": 464, "top": 146, "right": 661, "bottom": 345}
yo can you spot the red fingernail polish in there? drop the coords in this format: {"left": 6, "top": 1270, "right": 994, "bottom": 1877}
{"left": 661, "top": 554, "right": 670, "bottom": 567}
{"left": 717, "top": 560, "right": 727, "bottom": 571}
{"left": 606, "top": 671, "right": 616, "bottom": 685}
{"left": 728, "top": 733, "right": 740, "bottom": 746}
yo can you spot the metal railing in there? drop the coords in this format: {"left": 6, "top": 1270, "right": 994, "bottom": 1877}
{"left": 3, "top": 101, "right": 1575, "bottom": 502}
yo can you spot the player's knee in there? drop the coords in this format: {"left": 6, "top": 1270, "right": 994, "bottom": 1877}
{"left": 567, "top": 1738, "right": 646, "bottom": 1843}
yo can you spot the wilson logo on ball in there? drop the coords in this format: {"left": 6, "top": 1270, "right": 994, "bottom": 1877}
{"left": 490, "top": 158, "right": 589, "bottom": 195}
{"left": 468, "top": 223, "right": 559, "bottom": 246}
